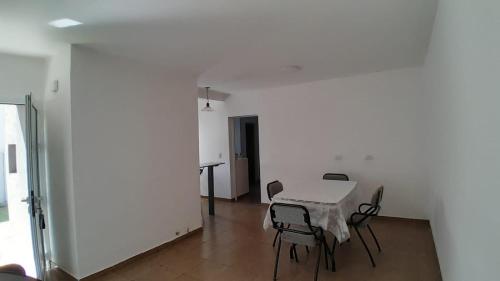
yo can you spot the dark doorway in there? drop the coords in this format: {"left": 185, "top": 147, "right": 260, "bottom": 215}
{"left": 245, "top": 123, "right": 256, "bottom": 184}
{"left": 232, "top": 116, "right": 260, "bottom": 203}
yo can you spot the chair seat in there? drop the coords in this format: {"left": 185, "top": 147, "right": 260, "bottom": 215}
{"left": 281, "top": 226, "right": 322, "bottom": 247}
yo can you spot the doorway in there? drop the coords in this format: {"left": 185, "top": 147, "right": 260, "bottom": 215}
{"left": 230, "top": 116, "right": 261, "bottom": 203}
{"left": 0, "top": 98, "right": 46, "bottom": 279}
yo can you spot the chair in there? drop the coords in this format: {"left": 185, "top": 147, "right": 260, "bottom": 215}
{"left": 0, "top": 264, "right": 26, "bottom": 276}
{"left": 267, "top": 180, "right": 283, "bottom": 201}
{"left": 270, "top": 203, "right": 334, "bottom": 281}
{"left": 267, "top": 180, "right": 284, "bottom": 247}
{"left": 348, "top": 185, "right": 384, "bottom": 267}
{"left": 323, "top": 173, "right": 349, "bottom": 250}
{"left": 322, "top": 173, "right": 349, "bottom": 181}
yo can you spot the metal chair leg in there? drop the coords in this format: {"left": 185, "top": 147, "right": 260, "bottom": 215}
{"left": 331, "top": 237, "right": 338, "bottom": 253}
{"left": 289, "top": 244, "right": 299, "bottom": 262}
{"left": 293, "top": 245, "right": 299, "bottom": 262}
{"left": 322, "top": 239, "right": 329, "bottom": 270}
{"left": 314, "top": 241, "right": 322, "bottom": 281}
{"left": 272, "top": 231, "right": 279, "bottom": 247}
{"left": 273, "top": 237, "right": 282, "bottom": 281}
{"left": 331, "top": 252, "right": 336, "bottom": 272}
{"left": 367, "top": 224, "right": 382, "bottom": 252}
{"left": 330, "top": 237, "right": 337, "bottom": 272}
{"left": 294, "top": 246, "right": 299, "bottom": 262}
{"left": 354, "top": 226, "right": 376, "bottom": 267}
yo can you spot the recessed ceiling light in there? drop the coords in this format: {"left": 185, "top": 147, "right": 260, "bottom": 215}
{"left": 48, "top": 18, "right": 82, "bottom": 28}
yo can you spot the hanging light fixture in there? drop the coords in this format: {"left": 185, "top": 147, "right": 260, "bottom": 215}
{"left": 201, "top": 86, "right": 214, "bottom": 112}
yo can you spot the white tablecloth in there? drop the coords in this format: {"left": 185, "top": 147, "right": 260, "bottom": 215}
{"left": 263, "top": 180, "right": 358, "bottom": 242}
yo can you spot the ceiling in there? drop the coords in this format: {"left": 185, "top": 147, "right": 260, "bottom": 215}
{"left": 0, "top": 0, "right": 437, "bottom": 92}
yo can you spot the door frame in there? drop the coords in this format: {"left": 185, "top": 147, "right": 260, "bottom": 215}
{"left": 227, "top": 115, "right": 262, "bottom": 202}
{"left": 25, "top": 94, "right": 47, "bottom": 279}
{"left": 0, "top": 99, "right": 47, "bottom": 278}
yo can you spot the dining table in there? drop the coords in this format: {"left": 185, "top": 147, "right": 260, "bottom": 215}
{"left": 263, "top": 179, "right": 358, "bottom": 242}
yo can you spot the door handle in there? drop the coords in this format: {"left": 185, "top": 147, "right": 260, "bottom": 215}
{"left": 21, "top": 191, "right": 38, "bottom": 217}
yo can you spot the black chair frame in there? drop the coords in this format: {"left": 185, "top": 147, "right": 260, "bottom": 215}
{"left": 267, "top": 180, "right": 282, "bottom": 201}
{"left": 322, "top": 173, "right": 350, "bottom": 252}
{"left": 349, "top": 201, "right": 382, "bottom": 267}
{"left": 322, "top": 173, "right": 349, "bottom": 181}
{"left": 267, "top": 180, "right": 283, "bottom": 248}
{"left": 270, "top": 203, "right": 335, "bottom": 281}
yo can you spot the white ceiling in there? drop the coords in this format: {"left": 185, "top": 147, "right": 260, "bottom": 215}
{"left": 0, "top": 0, "right": 437, "bottom": 92}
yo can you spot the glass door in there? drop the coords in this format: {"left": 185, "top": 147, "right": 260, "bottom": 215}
{"left": 25, "top": 94, "right": 47, "bottom": 279}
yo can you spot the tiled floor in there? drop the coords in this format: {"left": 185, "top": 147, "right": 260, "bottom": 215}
{"left": 48, "top": 199, "right": 442, "bottom": 281}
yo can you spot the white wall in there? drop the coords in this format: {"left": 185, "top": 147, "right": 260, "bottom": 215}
{"left": 0, "top": 53, "right": 47, "bottom": 105}
{"left": 70, "top": 46, "right": 202, "bottom": 278}
{"left": 0, "top": 111, "right": 5, "bottom": 205}
{"left": 198, "top": 99, "right": 232, "bottom": 199}
{"left": 43, "top": 45, "right": 80, "bottom": 276}
{"left": 226, "top": 67, "right": 428, "bottom": 219}
{"left": 423, "top": 0, "right": 500, "bottom": 280}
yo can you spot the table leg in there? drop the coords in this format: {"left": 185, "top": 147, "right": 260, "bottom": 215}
{"left": 208, "top": 166, "right": 215, "bottom": 215}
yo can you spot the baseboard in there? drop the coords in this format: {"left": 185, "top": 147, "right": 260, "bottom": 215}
{"left": 46, "top": 265, "right": 78, "bottom": 281}
{"left": 376, "top": 216, "right": 430, "bottom": 224}
{"left": 201, "top": 194, "right": 266, "bottom": 203}
{"left": 200, "top": 195, "right": 235, "bottom": 202}
{"left": 81, "top": 227, "right": 203, "bottom": 281}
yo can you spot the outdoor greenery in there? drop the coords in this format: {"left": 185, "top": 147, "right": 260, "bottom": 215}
{"left": 0, "top": 206, "right": 9, "bottom": 223}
